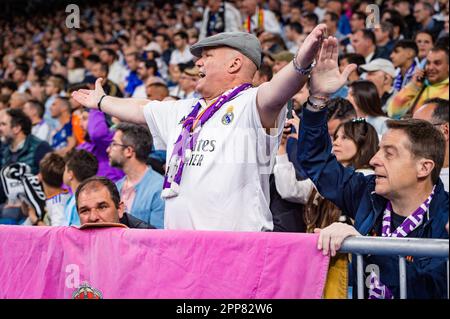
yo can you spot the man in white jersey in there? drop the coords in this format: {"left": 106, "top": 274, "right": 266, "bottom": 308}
{"left": 72, "top": 25, "right": 355, "bottom": 231}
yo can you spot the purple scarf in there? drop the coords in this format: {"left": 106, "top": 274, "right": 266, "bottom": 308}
{"left": 368, "top": 186, "right": 436, "bottom": 299}
{"left": 162, "top": 83, "right": 252, "bottom": 198}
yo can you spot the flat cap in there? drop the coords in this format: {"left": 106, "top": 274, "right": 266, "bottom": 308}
{"left": 190, "top": 32, "right": 262, "bottom": 69}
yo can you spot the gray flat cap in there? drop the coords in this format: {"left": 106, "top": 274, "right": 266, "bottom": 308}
{"left": 190, "top": 32, "right": 262, "bottom": 69}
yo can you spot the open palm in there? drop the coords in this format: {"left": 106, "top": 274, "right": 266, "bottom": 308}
{"left": 309, "top": 37, "right": 356, "bottom": 96}
{"left": 71, "top": 78, "right": 105, "bottom": 109}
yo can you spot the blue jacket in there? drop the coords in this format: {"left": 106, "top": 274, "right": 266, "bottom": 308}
{"left": 298, "top": 108, "right": 449, "bottom": 299}
{"left": 116, "top": 167, "right": 165, "bottom": 229}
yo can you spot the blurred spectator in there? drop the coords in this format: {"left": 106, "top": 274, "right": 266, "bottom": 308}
{"left": 413, "top": 98, "right": 449, "bottom": 191}
{"left": 390, "top": 40, "right": 420, "bottom": 91}
{"left": 241, "top": 0, "right": 281, "bottom": 34}
{"left": 414, "top": 30, "right": 435, "bottom": 64}
{"left": 9, "top": 92, "right": 29, "bottom": 109}
{"left": 66, "top": 56, "right": 85, "bottom": 85}
{"left": 99, "top": 48, "right": 128, "bottom": 88}
{"left": 301, "top": 13, "right": 319, "bottom": 34}
{"left": 179, "top": 66, "right": 200, "bottom": 99}
{"left": 0, "top": 94, "right": 9, "bottom": 110}
{"left": 360, "top": 59, "right": 397, "bottom": 112}
{"left": 347, "top": 80, "right": 390, "bottom": 136}
{"left": 199, "top": 0, "right": 242, "bottom": 40}
{"left": 326, "top": 97, "right": 356, "bottom": 136}
{"left": 33, "top": 152, "right": 70, "bottom": 226}
{"left": 351, "top": 29, "right": 382, "bottom": 63}
{"left": 252, "top": 63, "right": 273, "bottom": 87}
{"left": 44, "top": 75, "right": 65, "bottom": 130}
{"left": 388, "top": 46, "right": 449, "bottom": 118}
{"left": 323, "top": 11, "right": 345, "bottom": 41}
{"left": 270, "top": 50, "right": 294, "bottom": 74}
{"left": 303, "top": 0, "right": 326, "bottom": 22}
{"left": 124, "top": 52, "right": 143, "bottom": 97}
{"left": 414, "top": 1, "right": 444, "bottom": 34}
{"left": 33, "top": 51, "right": 51, "bottom": 79}
{"left": 154, "top": 33, "right": 172, "bottom": 66}
{"left": 91, "top": 62, "right": 123, "bottom": 97}
{"left": 374, "top": 21, "right": 396, "bottom": 59}
{"left": 284, "top": 22, "right": 304, "bottom": 54}
{"left": 13, "top": 63, "right": 30, "bottom": 93}
{"left": 110, "top": 123, "right": 165, "bottom": 228}
{"left": 50, "top": 96, "right": 75, "bottom": 155}
{"left": 0, "top": 108, "right": 52, "bottom": 175}
{"left": 333, "top": 53, "right": 365, "bottom": 98}
{"left": 132, "top": 59, "right": 159, "bottom": 98}
{"left": 77, "top": 108, "right": 124, "bottom": 182}
{"left": 146, "top": 82, "right": 170, "bottom": 101}
{"left": 326, "top": 0, "right": 351, "bottom": 35}
{"left": 169, "top": 31, "right": 194, "bottom": 68}
{"left": 23, "top": 99, "right": 51, "bottom": 143}
{"left": 62, "top": 149, "right": 98, "bottom": 226}
{"left": 76, "top": 176, "right": 154, "bottom": 229}
{"left": 394, "top": 0, "right": 417, "bottom": 37}
{"left": 349, "top": 11, "right": 366, "bottom": 33}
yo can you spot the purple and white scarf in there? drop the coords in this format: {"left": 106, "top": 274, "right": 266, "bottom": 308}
{"left": 368, "top": 186, "right": 436, "bottom": 299}
{"left": 393, "top": 60, "right": 417, "bottom": 91}
{"left": 162, "top": 83, "right": 252, "bottom": 198}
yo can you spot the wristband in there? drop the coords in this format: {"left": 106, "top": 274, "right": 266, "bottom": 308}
{"left": 97, "top": 94, "right": 107, "bottom": 112}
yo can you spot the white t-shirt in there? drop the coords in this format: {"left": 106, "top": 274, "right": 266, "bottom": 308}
{"left": 169, "top": 47, "right": 194, "bottom": 65}
{"left": 143, "top": 87, "right": 285, "bottom": 231}
{"left": 45, "top": 192, "right": 71, "bottom": 226}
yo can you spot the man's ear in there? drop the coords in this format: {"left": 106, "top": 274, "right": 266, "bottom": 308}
{"left": 228, "top": 56, "right": 243, "bottom": 74}
{"left": 441, "top": 123, "right": 449, "bottom": 142}
{"left": 117, "top": 201, "right": 125, "bottom": 219}
{"left": 416, "top": 158, "right": 435, "bottom": 180}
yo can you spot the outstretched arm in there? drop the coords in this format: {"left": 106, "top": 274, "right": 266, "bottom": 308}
{"left": 256, "top": 24, "right": 355, "bottom": 129}
{"left": 71, "top": 78, "right": 149, "bottom": 125}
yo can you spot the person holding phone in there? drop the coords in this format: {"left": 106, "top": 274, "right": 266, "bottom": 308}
{"left": 388, "top": 45, "right": 449, "bottom": 119}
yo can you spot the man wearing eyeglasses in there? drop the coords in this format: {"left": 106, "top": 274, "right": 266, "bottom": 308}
{"left": 107, "top": 123, "right": 165, "bottom": 228}
{"left": 413, "top": 98, "right": 449, "bottom": 192}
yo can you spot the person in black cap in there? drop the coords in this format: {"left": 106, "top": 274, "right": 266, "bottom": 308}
{"left": 71, "top": 25, "right": 355, "bottom": 232}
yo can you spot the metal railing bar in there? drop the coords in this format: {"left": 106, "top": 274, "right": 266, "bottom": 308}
{"left": 339, "top": 236, "right": 448, "bottom": 258}
{"left": 357, "top": 254, "right": 364, "bottom": 299}
{"left": 399, "top": 256, "right": 407, "bottom": 299}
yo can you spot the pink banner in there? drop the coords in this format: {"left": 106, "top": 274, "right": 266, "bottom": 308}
{"left": 0, "top": 225, "right": 329, "bottom": 299}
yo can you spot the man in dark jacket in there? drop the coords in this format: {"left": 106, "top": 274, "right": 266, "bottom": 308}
{"left": 0, "top": 108, "right": 52, "bottom": 222}
{"left": 75, "top": 176, "right": 155, "bottom": 229}
{"left": 297, "top": 38, "right": 448, "bottom": 298}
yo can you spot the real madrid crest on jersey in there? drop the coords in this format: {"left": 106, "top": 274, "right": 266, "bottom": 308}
{"left": 221, "top": 106, "right": 234, "bottom": 125}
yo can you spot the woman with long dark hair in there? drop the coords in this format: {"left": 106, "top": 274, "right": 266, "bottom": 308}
{"left": 347, "top": 80, "right": 390, "bottom": 136}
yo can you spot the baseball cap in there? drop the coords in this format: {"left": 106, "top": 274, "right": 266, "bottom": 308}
{"left": 359, "top": 58, "right": 396, "bottom": 78}
{"left": 190, "top": 32, "right": 262, "bottom": 69}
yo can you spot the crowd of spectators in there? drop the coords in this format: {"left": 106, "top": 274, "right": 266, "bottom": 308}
{"left": 0, "top": 0, "right": 448, "bottom": 299}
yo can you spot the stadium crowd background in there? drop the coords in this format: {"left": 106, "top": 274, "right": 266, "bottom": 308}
{"left": 0, "top": 0, "right": 448, "bottom": 298}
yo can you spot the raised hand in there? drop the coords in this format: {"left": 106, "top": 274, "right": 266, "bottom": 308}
{"left": 309, "top": 37, "right": 357, "bottom": 97}
{"left": 71, "top": 78, "right": 106, "bottom": 109}
{"left": 295, "top": 24, "right": 327, "bottom": 69}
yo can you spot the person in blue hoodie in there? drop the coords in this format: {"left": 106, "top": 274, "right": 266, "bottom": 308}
{"left": 297, "top": 36, "right": 449, "bottom": 299}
